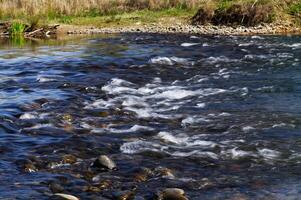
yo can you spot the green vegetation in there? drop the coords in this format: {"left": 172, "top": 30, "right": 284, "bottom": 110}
{"left": 49, "top": 8, "right": 196, "bottom": 28}
{"left": 9, "top": 22, "right": 26, "bottom": 35}
{"left": 289, "top": 1, "right": 301, "bottom": 15}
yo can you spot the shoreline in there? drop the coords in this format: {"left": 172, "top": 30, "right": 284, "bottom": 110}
{"left": 58, "top": 21, "right": 301, "bottom": 36}
{"left": 1, "top": 21, "right": 301, "bottom": 39}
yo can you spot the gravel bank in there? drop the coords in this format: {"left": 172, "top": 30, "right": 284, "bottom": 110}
{"left": 60, "top": 21, "right": 301, "bottom": 36}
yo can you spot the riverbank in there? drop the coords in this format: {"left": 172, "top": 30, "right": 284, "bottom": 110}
{"left": 1, "top": 0, "right": 301, "bottom": 37}
{"left": 57, "top": 21, "right": 301, "bottom": 36}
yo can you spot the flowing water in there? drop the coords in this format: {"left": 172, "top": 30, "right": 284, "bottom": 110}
{"left": 0, "top": 34, "right": 301, "bottom": 199}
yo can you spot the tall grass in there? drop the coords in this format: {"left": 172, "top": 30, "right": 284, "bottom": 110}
{"left": 0, "top": 0, "right": 300, "bottom": 26}
{"left": 0, "top": 0, "right": 204, "bottom": 19}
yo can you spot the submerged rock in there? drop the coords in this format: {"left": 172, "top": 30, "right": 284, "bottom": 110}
{"left": 133, "top": 167, "right": 153, "bottom": 182}
{"left": 62, "top": 154, "right": 77, "bottom": 164}
{"left": 154, "top": 167, "right": 175, "bottom": 179}
{"left": 158, "top": 188, "right": 188, "bottom": 200}
{"left": 112, "top": 190, "right": 136, "bottom": 200}
{"left": 91, "top": 155, "right": 117, "bottom": 170}
{"left": 16, "top": 159, "right": 38, "bottom": 173}
{"left": 49, "top": 182, "right": 64, "bottom": 193}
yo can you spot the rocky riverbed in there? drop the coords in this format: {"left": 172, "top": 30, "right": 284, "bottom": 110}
{"left": 1, "top": 31, "right": 301, "bottom": 199}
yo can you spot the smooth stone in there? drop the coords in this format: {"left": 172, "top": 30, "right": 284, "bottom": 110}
{"left": 158, "top": 188, "right": 188, "bottom": 200}
{"left": 53, "top": 193, "right": 79, "bottom": 200}
{"left": 92, "top": 155, "right": 117, "bottom": 170}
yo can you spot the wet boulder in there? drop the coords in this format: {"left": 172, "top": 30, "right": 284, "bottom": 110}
{"left": 91, "top": 155, "right": 117, "bottom": 170}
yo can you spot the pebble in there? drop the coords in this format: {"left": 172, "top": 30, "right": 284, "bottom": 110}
{"left": 62, "top": 154, "right": 77, "bottom": 164}
{"left": 91, "top": 155, "right": 117, "bottom": 170}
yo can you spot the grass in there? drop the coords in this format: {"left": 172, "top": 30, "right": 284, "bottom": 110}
{"left": 289, "top": 1, "right": 301, "bottom": 15}
{"left": 9, "top": 22, "right": 26, "bottom": 35}
{"left": 0, "top": 0, "right": 301, "bottom": 28}
{"left": 48, "top": 8, "right": 196, "bottom": 28}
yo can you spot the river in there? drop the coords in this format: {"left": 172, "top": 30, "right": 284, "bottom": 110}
{"left": 0, "top": 34, "right": 300, "bottom": 199}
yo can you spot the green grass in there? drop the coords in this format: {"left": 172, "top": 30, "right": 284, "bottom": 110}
{"left": 47, "top": 8, "right": 196, "bottom": 28}
{"left": 10, "top": 22, "right": 26, "bottom": 35}
{"left": 289, "top": 1, "right": 301, "bottom": 16}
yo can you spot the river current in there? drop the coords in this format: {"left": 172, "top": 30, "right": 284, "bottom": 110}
{"left": 0, "top": 34, "right": 301, "bottom": 199}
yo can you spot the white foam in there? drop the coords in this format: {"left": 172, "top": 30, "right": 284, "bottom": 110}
{"left": 204, "top": 56, "right": 237, "bottom": 64}
{"left": 20, "top": 113, "right": 37, "bottom": 120}
{"left": 149, "top": 56, "right": 193, "bottom": 65}
{"left": 251, "top": 36, "right": 264, "bottom": 39}
{"left": 239, "top": 43, "right": 253, "bottom": 47}
{"left": 23, "top": 123, "right": 54, "bottom": 130}
{"left": 242, "top": 126, "right": 255, "bottom": 132}
{"left": 149, "top": 89, "right": 196, "bottom": 100}
{"left": 228, "top": 148, "right": 255, "bottom": 159}
{"left": 158, "top": 131, "right": 187, "bottom": 145}
{"left": 258, "top": 149, "right": 281, "bottom": 160}
{"left": 289, "top": 43, "right": 301, "bottom": 49}
{"left": 196, "top": 103, "right": 206, "bottom": 108}
{"left": 172, "top": 150, "right": 218, "bottom": 159}
{"left": 109, "top": 125, "right": 154, "bottom": 133}
{"left": 120, "top": 140, "right": 161, "bottom": 154}
{"left": 37, "top": 75, "right": 64, "bottom": 83}
{"left": 87, "top": 78, "right": 228, "bottom": 122}
{"left": 181, "top": 116, "right": 210, "bottom": 126}
{"left": 19, "top": 112, "right": 48, "bottom": 120}
{"left": 181, "top": 43, "right": 200, "bottom": 47}
{"left": 122, "top": 96, "right": 149, "bottom": 107}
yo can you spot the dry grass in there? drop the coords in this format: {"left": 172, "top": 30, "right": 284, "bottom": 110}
{"left": 192, "top": 0, "right": 301, "bottom": 26}
{"left": 0, "top": 0, "right": 300, "bottom": 27}
{"left": 0, "top": 0, "right": 203, "bottom": 18}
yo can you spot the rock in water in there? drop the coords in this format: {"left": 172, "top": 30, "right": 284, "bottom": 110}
{"left": 49, "top": 182, "right": 64, "bottom": 193}
{"left": 158, "top": 188, "right": 188, "bottom": 200}
{"left": 92, "top": 155, "right": 117, "bottom": 170}
{"left": 53, "top": 193, "right": 79, "bottom": 200}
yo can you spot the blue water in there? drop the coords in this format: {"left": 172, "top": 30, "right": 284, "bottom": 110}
{"left": 0, "top": 34, "right": 300, "bottom": 199}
